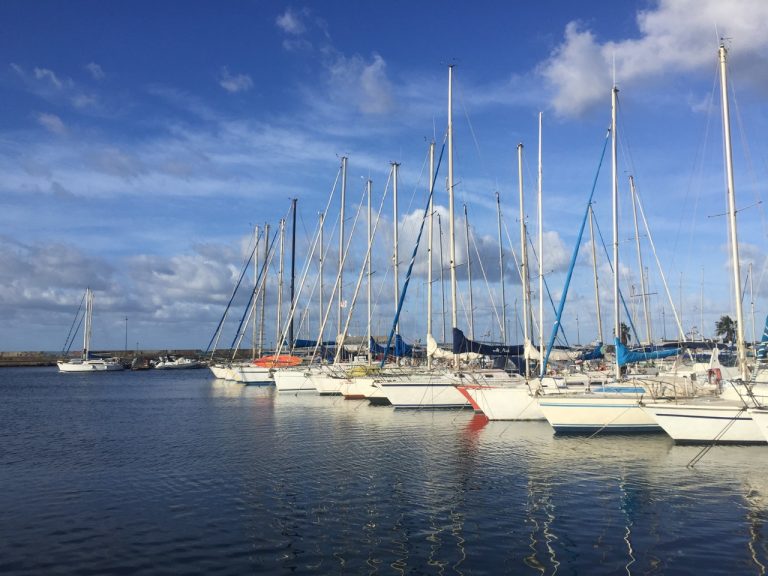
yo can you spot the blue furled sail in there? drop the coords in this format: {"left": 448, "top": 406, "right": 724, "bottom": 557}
{"left": 578, "top": 344, "right": 604, "bottom": 361}
{"left": 370, "top": 335, "right": 412, "bottom": 358}
{"left": 757, "top": 315, "right": 768, "bottom": 359}
{"left": 452, "top": 328, "right": 525, "bottom": 357}
{"left": 615, "top": 339, "right": 679, "bottom": 367}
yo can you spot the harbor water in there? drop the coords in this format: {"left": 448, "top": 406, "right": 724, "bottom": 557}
{"left": 1, "top": 366, "right": 767, "bottom": 575}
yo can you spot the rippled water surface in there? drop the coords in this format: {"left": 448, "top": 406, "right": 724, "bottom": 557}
{"left": 1, "top": 367, "right": 767, "bottom": 575}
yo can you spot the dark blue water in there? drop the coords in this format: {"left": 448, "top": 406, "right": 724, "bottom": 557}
{"left": 1, "top": 367, "right": 767, "bottom": 575}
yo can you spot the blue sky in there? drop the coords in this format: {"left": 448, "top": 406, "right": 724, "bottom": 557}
{"left": 1, "top": 0, "right": 767, "bottom": 352}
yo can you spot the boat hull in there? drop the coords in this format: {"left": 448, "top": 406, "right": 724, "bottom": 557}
{"left": 459, "top": 385, "right": 545, "bottom": 420}
{"left": 57, "top": 360, "right": 124, "bottom": 372}
{"left": 538, "top": 395, "right": 661, "bottom": 434}
{"left": 645, "top": 400, "right": 765, "bottom": 444}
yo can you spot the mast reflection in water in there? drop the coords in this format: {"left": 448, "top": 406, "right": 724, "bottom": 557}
{"left": 1, "top": 367, "right": 767, "bottom": 575}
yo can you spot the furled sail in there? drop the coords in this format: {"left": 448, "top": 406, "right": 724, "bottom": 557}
{"left": 615, "top": 339, "right": 679, "bottom": 367}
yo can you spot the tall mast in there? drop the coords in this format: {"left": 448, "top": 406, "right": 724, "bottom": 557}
{"left": 537, "top": 112, "right": 544, "bottom": 375}
{"left": 259, "top": 223, "right": 268, "bottom": 355}
{"left": 518, "top": 143, "right": 530, "bottom": 379}
{"left": 289, "top": 198, "right": 297, "bottom": 349}
{"left": 611, "top": 85, "right": 621, "bottom": 381}
{"left": 438, "top": 212, "right": 447, "bottom": 343}
{"left": 629, "top": 176, "right": 651, "bottom": 344}
{"left": 428, "top": 142, "right": 435, "bottom": 367}
{"left": 464, "top": 204, "right": 474, "bottom": 339}
{"left": 392, "top": 162, "right": 400, "bottom": 336}
{"left": 318, "top": 213, "right": 324, "bottom": 344}
{"left": 496, "top": 192, "right": 507, "bottom": 345}
{"left": 83, "top": 287, "right": 92, "bottom": 361}
{"left": 252, "top": 225, "right": 259, "bottom": 358}
{"left": 448, "top": 65, "right": 459, "bottom": 369}
{"left": 367, "top": 179, "right": 373, "bottom": 365}
{"left": 589, "top": 205, "right": 604, "bottom": 343}
{"left": 339, "top": 156, "right": 347, "bottom": 337}
{"left": 719, "top": 43, "right": 747, "bottom": 380}
{"left": 276, "top": 218, "right": 285, "bottom": 349}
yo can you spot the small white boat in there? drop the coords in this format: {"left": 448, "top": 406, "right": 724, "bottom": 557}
{"left": 154, "top": 356, "right": 203, "bottom": 370}
{"left": 57, "top": 288, "right": 124, "bottom": 373}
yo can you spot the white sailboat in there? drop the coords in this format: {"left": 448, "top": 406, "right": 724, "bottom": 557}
{"left": 536, "top": 85, "right": 662, "bottom": 433}
{"left": 643, "top": 43, "right": 765, "bottom": 444}
{"left": 57, "top": 288, "right": 124, "bottom": 373}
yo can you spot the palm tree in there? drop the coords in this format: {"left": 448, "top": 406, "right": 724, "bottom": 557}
{"left": 620, "top": 322, "right": 631, "bottom": 346}
{"left": 715, "top": 315, "right": 736, "bottom": 343}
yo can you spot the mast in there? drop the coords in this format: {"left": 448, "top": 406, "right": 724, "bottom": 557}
{"left": 719, "top": 43, "right": 748, "bottom": 379}
{"left": 518, "top": 142, "right": 530, "bottom": 379}
{"left": 438, "top": 212, "right": 447, "bottom": 343}
{"left": 448, "top": 65, "right": 459, "bottom": 369}
{"left": 367, "top": 179, "right": 373, "bottom": 365}
{"left": 289, "top": 198, "right": 297, "bottom": 350}
{"left": 392, "top": 162, "right": 400, "bottom": 336}
{"left": 537, "top": 112, "right": 544, "bottom": 375}
{"left": 318, "top": 213, "right": 324, "bottom": 344}
{"left": 589, "top": 204, "right": 604, "bottom": 343}
{"left": 252, "top": 225, "right": 259, "bottom": 358}
{"left": 276, "top": 218, "right": 285, "bottom": 350}
{"left": 259, "top": 223, "right": 268, "bottom": 355}
{"left": 83, "top": 287, "right": 92, "bottom": 361}
{"left": 629, "top": 176, "right": 651, "bottom": 344}
{"left": 339, "top": 156, "right": 347, "bottom": 338}
{"left": 428, "top": 142, "right": 435, "bottom": 368}
{"left": 464, "top": 204, "right": 474, "bottom": 339}
{"left": 496, "top": 191, "right": 507, "bottom": 345}
{"left": 611, "top": 84, "right": 621, "bottom": 381}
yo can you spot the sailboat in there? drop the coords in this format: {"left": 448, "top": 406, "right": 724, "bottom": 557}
{"left": 535, "top": 84, "right": 668, "bottom": 433}
{"left": 57, "top": 288, "right": 124, "bottom": 373}
{"left": 643, "top": 43, "right": 766, "bottom": 444}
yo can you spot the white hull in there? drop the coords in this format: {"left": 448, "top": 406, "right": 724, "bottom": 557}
{"left": 748, "top": 407, "right": 768, "bottom": 443}
{"left": 233, "top": 364, "right": 273, "bottom": 384}
{"left": 340, "top": 376, "right": 378, "bottom": 399}
{"left": 644, "top": 398, "right": 765, "bottom": 444}
{"left": 311, "top": 370, "right": 345, "bottom": 395}
{"left": 372, "top": 371, "right": 469, "bottom": 409}
{"left": 57, "top": 359, "right": 124, "bottom": 372}
{"left": 208, "top": 364, "right": 231, "bottom": 379}
{"left": 461, "top": 386, "right": 545, "bottom": 420}
{"left": 273, "top": 368, "right": 316, "bottom": 392}
{"left": 538, "top": 391, "right": 660, "bottom": 433}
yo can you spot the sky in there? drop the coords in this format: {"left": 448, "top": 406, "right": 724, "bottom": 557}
{"left": 2, "top": 0, "right": 768, "bottom": 353}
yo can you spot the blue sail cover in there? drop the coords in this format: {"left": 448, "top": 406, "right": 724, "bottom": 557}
{"left": 293, "top": 339, "right": 335, "bottom": 349}
{"left": 452, "top": 328, "right": 525, "bottom": 357}
{"left": 757, "top": 315, "right": 768, "bottom": 359}
{"left": 615, "top": 339, "right": 679, "bottom": 367}
{"left": 370, "top": 335, "right": 412, "bottom": 358}
{"left": 578, "top": 344, "right": 604, "bottom": 361}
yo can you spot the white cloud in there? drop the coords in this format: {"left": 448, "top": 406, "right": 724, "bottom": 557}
{"left": 85, "top": 62, "right": 105, "bottom": 80}
{"left": 36, "top": 112, "right": 67, "bottom": 135}
{"left": 34, "top": 67, "right": 63, "bottom": 89}
{"left": 219, "top": 67, "right": 253, "bottom": 93}
{"left": 540, "top": 0, "right": 768, "bottom": 117}
{"left": 276, "top": 8, "right": 306, "bottom": 35}
{"left": 327, "top": 52, "right": 394, "bottom": 115}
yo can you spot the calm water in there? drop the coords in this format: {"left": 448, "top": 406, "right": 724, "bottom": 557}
{"left": 1, "top": 367, "right": 767, "bottom": 575}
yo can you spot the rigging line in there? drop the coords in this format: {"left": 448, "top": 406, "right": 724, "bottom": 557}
{"left": 541, "top": 127, "right": 610, "bottom": 376}
{"left": 337, "top": 175, "right": 398, "bottom": 362}
{"left": 469, "top": 220, "right": 503, "bottom": 338}
{"left": 457, "top": 79, "right": 491, "bottom": 191}
{"left": 380, "top": 139, "right": 447, "bottom": 367}
{"left": 61, "top": 289, "right": 87, "bottom": 354}
{"left": 308, "top": 173, "right": 388, "bottom": 364}
{"left": 590, "top": 205, "right": 642, "bottom": 344}
{"left": 206, "top": 230, "right": 261, "bottom": 356}
{"left": 229, "top": 227, "right": 279, "bottom": 354}
{"left": 525, "top": 228, "right": 570, "bottom": 348}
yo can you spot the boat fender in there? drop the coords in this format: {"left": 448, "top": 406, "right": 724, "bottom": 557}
{"left": 707, "top": 368, "right": 722, "bottom": 387}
